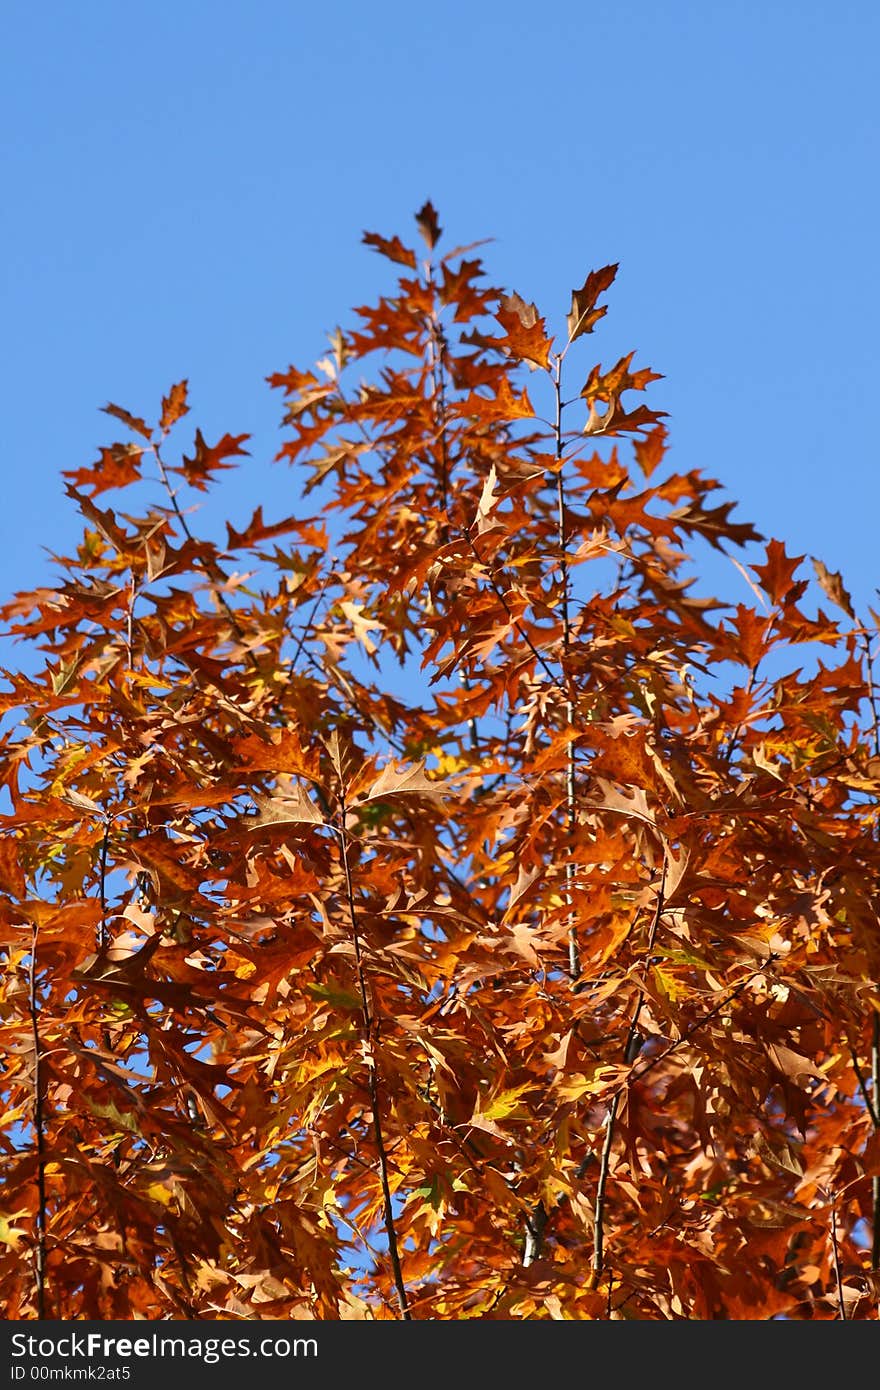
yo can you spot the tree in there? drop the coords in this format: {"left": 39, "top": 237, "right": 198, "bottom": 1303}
{"left": 2, "top": 203, "right": 880, "bottom": 1320}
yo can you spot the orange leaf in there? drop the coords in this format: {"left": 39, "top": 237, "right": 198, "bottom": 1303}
{"left": 496, "top": 293, "right": 553, "bottom": 369}
{"left": 752, "top": 539, "right": 806, "bottom": 606}
{"left": 0, "top": 838, "right": 26, "bottom": 896}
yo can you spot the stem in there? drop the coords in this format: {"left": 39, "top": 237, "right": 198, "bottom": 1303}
{"left": 594, "top": 852, "right": 666, "bottom": 1283}
{"left": 553, "top": 355, "right": 580, "bottom": 982}
{"left": 872, "top": 1013, "right": 880, "bottom": 1274}
{"left": 153, "top": 441, "right": 260, "bottom": 654}
{"left": 522, "top": 1203, "right": 547, "bottom": 1268}
{"left": 593, "top": 1092, "right": 619, "bottom": 1284}
{"left": 724, "top": 665, "right": 758, "bottom": 765}
{"left": 425, "top": 259, "right": 450, "bottom": 524}
{"left": 98, "top": 816, "right": 110, "bottom": 951}
{"left": 625, "top": 953, "right": 780, "bottom": 1091}
{"left": 860, "top": 632, "right": 880, "bottom": 759}
{"left": 336, "top": 783, "right": 411, "bottom": 1320}
{"left": 829, "top": 1196, "right": 846, "bottom": 1320}
{"left": 28, "top": 922, "right": 47, "bottom": 1319}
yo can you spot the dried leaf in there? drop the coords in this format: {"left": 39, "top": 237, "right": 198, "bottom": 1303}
{"left": 811, "top": 557, "right": 855, "bottom": 620}
{"left": 361, "top": 759, "right": 444, "bottom": 803}
{"left": 160, "top": 380, "right": 189, "bottom": 433}
{"left": 567, "top": 264, "right": 618, "bottom": 343}
{"left": 415, "top": 200, "right": 442, "bottom": 250}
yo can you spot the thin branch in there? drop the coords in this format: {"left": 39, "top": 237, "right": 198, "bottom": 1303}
{"left": 98, "top": 816, "right": 110, "bottom": 952}
{"left": 284, "top": 568, "right": 335, "bottom": 678}
{"left": 336, "top": 779, "right": 411, "bottom": 1320}
{"left": 724, "top": 664, "right": 758, "bottom": 765}
{"left": 625, "top": 850, "right": 668, "bottom": 1060}
{"left": 459, "top": 526, "right": 560, "bottom": 688}
{"left": 552, "top": 353, "right": 580, "bottom": 983}
{"left": 829, "top": 1195, "right": 847, "bottom": 1320}
{"left": 28, "top": 922, "right": 47, "bottom": 1319}
{"left": 850, "top": 1044, "right": 880, "bottom": 1129}
{"left": 592, "top": 1092, "right": 619, "bottom": 1286}
{"left": 860, "top": 631, "right": 880, "bottom": 759}
{"left": 624, "top": 953, "right": 781, "bottom": 1093}
{"left": 867, "top": 1006, "right": 873, "bottom": 1273}
{"left": 522, "top": 1203, "right": 548, "bottom": 1268}
{"left": 425, "top": 256, "right": 450, "bottom": 525}
{"left": 593, "top": 853, "right": 667, "bottom": 1284}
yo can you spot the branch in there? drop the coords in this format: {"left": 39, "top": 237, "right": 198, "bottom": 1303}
{"left": 829, "top": 1195, "right": 847, "bottom": 1320}
{"left": 336, "top": 778, "right": 411, "bottom": 1320}
{"left": 28, "top": 922, "right": 47, "bottom": 1319}
{"left": 594, "top": 852, "right": 667, "bottom": 1284}
{"left": 872, "top": 1013, "right": 880, "bottom": 1275}
{"left": 623, "top": 952, "right": 780, "bottom": 1093}
{"left": 552, "top": 353, "right": 580, "bottom": 984}
{"left": 592, "top": 1091, "right": 620, "bottom": 1286}
{"left": 98, "top": 815, "right": 110, "bottom": 952}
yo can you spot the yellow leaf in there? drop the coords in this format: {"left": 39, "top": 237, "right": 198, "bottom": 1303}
{"left": 145, "top": 1182, "right": 174, "bottom": 1207}
{"left": 0, "top": 1214, "right": 27, "bottom": 1250}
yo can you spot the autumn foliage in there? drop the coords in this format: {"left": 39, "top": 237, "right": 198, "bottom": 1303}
{"left": 4, "top": 204, "right": 880, "bottom": 1320}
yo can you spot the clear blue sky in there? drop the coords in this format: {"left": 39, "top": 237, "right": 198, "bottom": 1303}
{"left": 2, "top": 1, "right": 877, "bottom": 626}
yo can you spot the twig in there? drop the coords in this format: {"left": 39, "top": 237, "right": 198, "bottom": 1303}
{"left": 592, "top": 1092, "right": 620, "bottom": 1285}
{"left": 522, "top": 1203, "right": 548, "bottom": 1268}
{"left": 850, "top": 1044, "right": 880, "bottom": 1129}
{"left": 98, "top": 815, "right": 110, "bottom": 951}
{"left": 336, "top": 776, "right": 411, "bottom": 1320}
{"left": 624, "top": 953, "right": 780, "bottom": 1092}
{"left": 860, "top": 631, "right": 880, "bottom": 759}
{"left": 872, "top": 1013, "right": 880, "bottom": 1274}
{"left": 829, "top": 1195, "right": 847, "bottom": 1320}
{"left": 28, "top": 922, "right": 47, "bottom": 1319}
{"left": 552, "top": 352, "right": 580, "bottom": 983}
{"left": 593, "top": 853, "right": 667, "bottom": 1283}
{"left": 285, "top": 569, "right": 335, "bottom": 677}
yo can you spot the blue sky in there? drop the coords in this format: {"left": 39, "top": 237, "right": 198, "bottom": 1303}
{"left": 2, "top": 1, "right": 878, "bottom": 632}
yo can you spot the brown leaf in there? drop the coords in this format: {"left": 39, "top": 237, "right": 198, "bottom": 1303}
{"left": 567, "top": 264, "right": 618, "bottom": 343}
{"left": 0, "top": 839, "right": 26, "bottom": 896}
{"left": 765, "top": 1042, "right": 824, "bottom": 1083}
{"left": 181, "top": 430, "right": 250, "bottom": 491}
{"left": 225, "top": 507, "right": 309, "bottom": 550}
{"left": 159, "top": 380, "right": 189, "bottom": 433}
{"left": 811, "top": 558, "right": 854, "bottom": 620}
{"left": 415, "top": 200, "right": 442, "bottom": 250}
{"left": 361, "top": 231, "right": 417, "bottom": 269}
{"left": 102, "top": 401, "right": 152, "bottom": 440}
{"left": 361, "top": 759, "right": 444, "bottom": 803}
{"left": 247, "top": 780, "right": 325, "bottom": 828}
